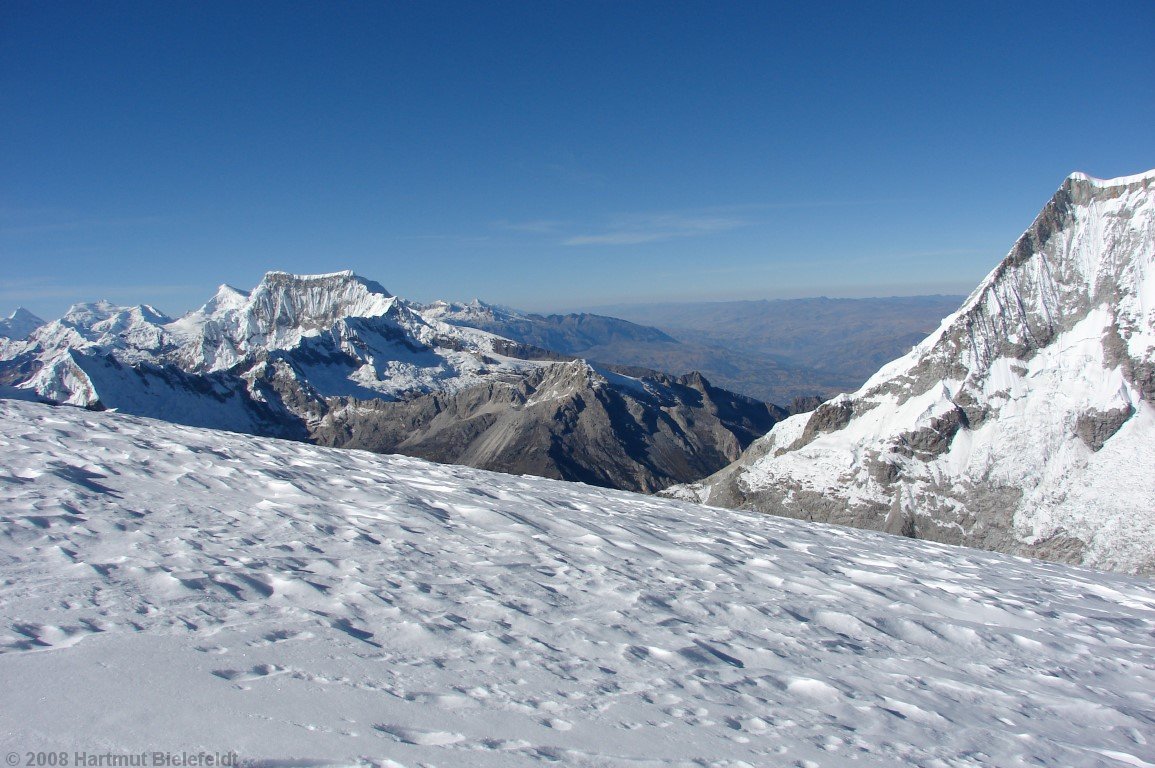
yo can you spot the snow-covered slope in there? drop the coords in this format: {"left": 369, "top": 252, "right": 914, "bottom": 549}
{"left": 421, "top": 299, "right": 680, "bottom": 355}
{"left": 1, "top": 398, "right": 1153, "bottom": 766}
{"left": 670, "top": 170, "right": 1155, "bottom": 575}
{"left": 0, "top": 271, "right": 779, "bottom": 492}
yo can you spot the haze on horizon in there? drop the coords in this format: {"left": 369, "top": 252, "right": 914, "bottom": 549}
{"left": 2, "top": 1, "right": 1152, "bottom": 321}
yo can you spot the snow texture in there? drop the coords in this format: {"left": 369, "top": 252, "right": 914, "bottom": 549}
{"left": 2, "top": 398, "right": 1154, "bottom": 766}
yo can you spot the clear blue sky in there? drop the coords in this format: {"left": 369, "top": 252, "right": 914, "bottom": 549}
{"left": 2, "top": 1, "right": 1152, "bottom": 320}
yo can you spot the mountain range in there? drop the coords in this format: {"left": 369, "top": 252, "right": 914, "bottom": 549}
{"left": 0, "top": 272, "right": 780, "bottom": 493}
{"left": 2, "top": 170, "right": 1151, "bottom": 575}
{"left": 425, "top": 296, "right": 964, "bottom": 406}
{"left": 669, "top": 170, "right": 1155, "bottom": 575}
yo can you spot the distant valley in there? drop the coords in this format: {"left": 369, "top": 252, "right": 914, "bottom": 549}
{"left": 581, "top": 295, "right": 965, "bottom": 405}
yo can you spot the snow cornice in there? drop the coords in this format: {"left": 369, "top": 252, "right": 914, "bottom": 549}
{"left": 262, "top": 269, "right": 357, "bottom": 281}
{"left": 1066, "top": 169, "right": 1155, "bottom": 188}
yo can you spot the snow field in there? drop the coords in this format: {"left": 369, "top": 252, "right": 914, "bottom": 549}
{"left": 1, "top": 399, "right": 1154, "bottom": 766}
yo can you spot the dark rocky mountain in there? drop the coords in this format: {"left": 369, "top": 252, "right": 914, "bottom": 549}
{"left": 314, "top": 363, "right": 781, "bottom": 492}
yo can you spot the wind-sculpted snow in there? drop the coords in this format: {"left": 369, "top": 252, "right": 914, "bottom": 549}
{"left": 1, "top": 399, "right": 1153, "bottom": 766}
{"left": 673, "top": 170, "right": 1155, "bottom": 575}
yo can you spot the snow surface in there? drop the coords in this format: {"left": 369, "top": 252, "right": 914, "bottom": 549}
{"left": 2, "top": 398, "right": 1154, "bottom": 767}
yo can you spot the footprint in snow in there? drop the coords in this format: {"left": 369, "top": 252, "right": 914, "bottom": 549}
{"left": 212, "top": 663, "right": 289, "bottom": 682}
{"left": 541, "top": 717, "right": 572, "bottom": 731}
{"left": 373, "top": 724, "right": 464, "bottom": 746}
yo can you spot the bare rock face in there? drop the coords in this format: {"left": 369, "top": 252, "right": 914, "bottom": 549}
{"left": 1075, "top": 406, "right": 1135, "bottom": 452}
{"left": 669, "top": 171, "right": 1155, "bottom": 576}
{"left": 307, "top": 361, "right": 781, "bottom": 492}
{"left": 0, "top": 271, "right": 780, "bottom": 493}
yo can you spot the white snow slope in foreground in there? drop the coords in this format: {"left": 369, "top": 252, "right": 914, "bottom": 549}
{"left": 1, "top": 399, "right": 1154, "bottom": 767}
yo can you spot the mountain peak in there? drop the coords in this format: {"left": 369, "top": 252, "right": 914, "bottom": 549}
{"left": 258, "top": 269, "right": 392, "bottom": 298}
{"left": 158, "top": 269, "right": 405, "bottom": 371}
{"left": 676, "top": 169, "right": 1155, "bottom": 575}
{"left": 0, "top": 307, "right": 45, "bottom": 340}
{"left": 8, "top": 307, "right": 41, "bottom": 322}
{"left": 246, "top": 270, "right": 396, "bottom": 333}
{"left": 58, "top": 300, "right": 173, "bottom": 331}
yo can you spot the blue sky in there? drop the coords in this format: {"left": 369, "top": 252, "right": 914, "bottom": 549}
{"left": 2, "top": 1, "right": 1152, "bottom": 320}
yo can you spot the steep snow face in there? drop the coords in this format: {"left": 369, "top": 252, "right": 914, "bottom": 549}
{"left": 2, "top": 398, "right": 1153, "bottom": 766}
{"left": 673, "top": 170, "right": 1155, "bottom": 575}
{"left": 0, "top": 308, "right": 45, "bottom": 340}
{"left": 168, "top": 270, "right": 404, "bottom": 368}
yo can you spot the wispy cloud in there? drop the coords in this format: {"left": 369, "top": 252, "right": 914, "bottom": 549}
{"left": 563, "top": 213, "right": 748, "bottom": 246}
{"left": 491, "top": 219, "right": 570, "bottom": 234}
{"left": 533, "top": 149, "right": 604, "bottom": 186}
{"left": 395, "top": 233, "right": 494, "bottom": 245}
{"left": 491, "top": 196, "right": 909, "bottom": 249}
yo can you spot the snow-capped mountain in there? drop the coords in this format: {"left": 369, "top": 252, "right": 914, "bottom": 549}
{"left": 421, "top": 298, "right": 680, "bottom": 354}
{"left": 0, "top": 307, "right": 44, "bottom": 340}
{"left": 3, "top": 397, "right": 1153, "bottom": 765}
{"left": 0, "top": 270, "right": 780, "bottom": 491}
{"left": 14, "top": 271, "right": 530, "bottom": 404}
{"left": 669, "top": 170, "right": 1155, "bottom": 575}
